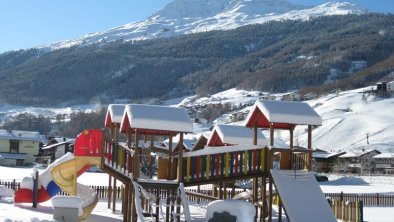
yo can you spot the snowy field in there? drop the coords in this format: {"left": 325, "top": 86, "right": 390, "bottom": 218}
{"left": 1, "top": 165, "right": 394, "bottom": 221}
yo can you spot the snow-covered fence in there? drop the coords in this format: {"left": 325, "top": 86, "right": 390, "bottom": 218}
{"left": 0, "top": 180, "right": 19, "bottom": 191}
{"left": 325, "top": 192, "right": 394, "bottom": 206}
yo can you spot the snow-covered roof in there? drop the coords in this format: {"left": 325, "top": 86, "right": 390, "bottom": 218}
{"left": 120, "top": 104, "right": 193, "bottom": 134}
{"left": 339, "top": 149, "right": 380, "bottom": 158}
{"left": 105, "top": 104, "right": 126, "bottom": 127}
{"left": 0, "top": 129, "right": 41, "bottom": 142}
{"left": 313, "top": 151, "right": 345, "bottom": 159}
{"left": 208, "top": 125, "right": 267, "bottom": 147}
{"left": 372, "top": 153, "right": 394, "bottom": 159}
{"left": 42, "top": 139, "right": 75, "bottom": 150}
{"left": 0, "top": 153, "right": 27, "bottom": 160}
{"left": 245, "top": 100, "right": 322, "bottom": 129}
{"left": 162, "top": 133, "right": 197, "bottom": 150}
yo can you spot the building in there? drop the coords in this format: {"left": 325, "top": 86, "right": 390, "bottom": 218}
{"left": 339, "top": 149, "right": 381, "bottom": 174}
{"left": 373, "top": 153, "right": 394, "bottom": 174}
{"left": 312, "top": 150, "right": 345, "bottom": 173}
{"left": 0, "top": 130, "right": 42, "bottom": 166}
{"left": 41, "top": 138, "right": 75, "bottom": 162}
{"left": 387, "top": 81, "right": 394, "bottom": 91}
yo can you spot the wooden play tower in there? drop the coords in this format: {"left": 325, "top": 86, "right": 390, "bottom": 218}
{"left": 98, "top": 99, "right": 322, "bottom": 222}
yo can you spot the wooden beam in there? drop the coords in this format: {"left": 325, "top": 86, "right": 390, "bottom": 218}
{"left": 168, "top": 135, "right": 173, "bottom": 179}
{"left": 134, "top": 129, "right": 140, "bottom": 179}
{"left": 253, "top": 125, "right": 258, "bottom": 146}
{"left": 177, "top": 133, "right": 184, "bottom": 182}
{"left": 270, "top": 123, "right": 274, "bottom": 147}
{"left": 308, "top": 125, "right": 312, "bottom": 171}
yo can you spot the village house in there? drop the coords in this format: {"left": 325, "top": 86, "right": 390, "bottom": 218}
{"left": 312, "top": 149, "right": 345, "bottom": 173}
{"left": 41, "top": 137, "right": 75, "bottom": 162}
{"left": 0, "top": 129, "right": 42, "bottom": 166}
{"left": 338, "top": 149, "right": 381, "bottom": 174}
{"left": 373, "top": 153, "right": 394, "bottom": 174}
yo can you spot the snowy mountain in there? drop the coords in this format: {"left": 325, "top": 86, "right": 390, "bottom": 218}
{"left": 39, "top": 0, "right": 363, "bottom": 51}
{"left": 175, "top": 86, "right": 394, "bottom": 154}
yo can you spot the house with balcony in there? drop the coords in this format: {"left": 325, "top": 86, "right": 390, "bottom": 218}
{"left": 373, "top": 153, "right": 394, "bottom": 174}
{"left": 338, "top": 149, "right": 381, "bottom": 174}
{"left": 0, "top": 130, "right": 42, "bottom": 166}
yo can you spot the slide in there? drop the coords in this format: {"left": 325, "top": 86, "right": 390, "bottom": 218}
{"left": 270, "top": 170, "right": 336, "bottom": 222}
{"left": 14, "top": 130, "right": 103, "bottom": 221}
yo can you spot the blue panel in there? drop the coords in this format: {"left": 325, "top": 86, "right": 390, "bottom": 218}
{"left": 46, "top": 180, "right": 61, "bottom": 197}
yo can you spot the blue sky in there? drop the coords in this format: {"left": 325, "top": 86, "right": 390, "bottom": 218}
{"left": 0, "top": 0, "right": 393, "bottom": 53}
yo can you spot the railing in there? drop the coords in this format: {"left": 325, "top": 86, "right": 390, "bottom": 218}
{"left": 330, "top": 200, "right": 363, "bottom": 222}
{"left": 182, "top": 146, "right": 267, "bottom": 184}
{"left": 325, "top": 192, "right": 394, "bottom": 206}
{"left": 104, "top": 140, "right": 134, "bottom": 176}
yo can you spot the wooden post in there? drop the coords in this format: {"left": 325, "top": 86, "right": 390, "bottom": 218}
{"left": 289, "top": 127, "right": 294, "bottom": 170}
{"left": 134, "top": 129, "right": 140, "bottom": 179}
{"left": 168, "top": 135, "right": 173, "bottom": 179}
{"left": 278, "top": 197, "right": 282, "bottom": 222}
{"left": 262, "top": 147, "right": 267, "bottom": 222}
{"left": 108, "top": 176, "right": 112, "bottom": 209}
{"left": 112, "top": 179, "right": 117, "bottom": 212}
{"left": 177, "top": 133, "right": 184, "bottom": 182}
{"left": 253, "top": 125, "right": 258, "bottom": 203}
{"left": 307, "top": 125, "right": 312, "bottom": 171}
{"left": 131, "top": 129, "right": 139, "bottom": 222}
{"left": 176, "top": 133, "right": 184, "bottom": 222}
{"left": 128, "top": 183, "right": 132, "bottom": 222}
{"left": 32, "top": 170, "right": 39, "bottom": 208}
{"left": 124, "top": 183, "right": 129, "bottom": 220}
{"left": 268, "top": 150, "right": 273, "bottom": 222}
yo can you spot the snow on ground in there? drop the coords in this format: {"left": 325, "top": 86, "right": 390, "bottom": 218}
{"left": 1, "top": 166, "right": 394, "bottom": 221}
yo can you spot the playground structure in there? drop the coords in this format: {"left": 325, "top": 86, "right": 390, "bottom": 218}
{"left": 100, "top": 100, "right": 335, "bottom": 222}
{"left": 14, "top": 99, "right": 336, "bottom": 222}
{"left": 14, "top": 130, "right": 102, "bottom": 221}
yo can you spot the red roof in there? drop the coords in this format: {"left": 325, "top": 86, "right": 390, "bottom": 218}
{"left": 245, "top": 107, "right": 296, "bottom": 130}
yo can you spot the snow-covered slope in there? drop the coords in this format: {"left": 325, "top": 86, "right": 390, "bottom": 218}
{"left": 39, "top": 0, "right": 363, "bottom": 51}
{"left": 176, "top": 86, "right": 394, "bottom": 154}
{"left": 293, "top": 88, "right": 394, "bottom": 153}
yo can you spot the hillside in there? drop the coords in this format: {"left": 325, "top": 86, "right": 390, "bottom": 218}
{"left": 0, "top": 14, "right": 394, "bottom": 106}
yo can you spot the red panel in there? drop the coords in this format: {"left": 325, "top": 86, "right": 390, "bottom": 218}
{"left": 207, "top": 131, "right": 224, "bottom": 146}
{"left": 105, "top": 113, "right": 112, "bottom": 127}
{"left": 74, "top": 129, "right": 103, "bottom": 157}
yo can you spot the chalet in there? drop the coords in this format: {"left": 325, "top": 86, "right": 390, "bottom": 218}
{"left": 376, "top": 82, "right": 388, "bottom": 92}
{"left": 339, "top": 149, "right": 381, "bottom": 174}
{"left": 41, "top": 138, "right": 75, "bottom": 162}
{"left": 0, "top": 130, "right": 42, "bottom": 166}
{"left": 207, "top": 125, "right": 268, "bottom": 147}
{"left": 312, "top": 150, "right": 345, "bottom": 173}
{"left": 372, "top": 153, "right": 394, "bottom": 174}
{"left": 281, "top": 92, "right": 301, "bottom": 101}
{"left": 303, "top": 92, "right": 318, "bottom": 100}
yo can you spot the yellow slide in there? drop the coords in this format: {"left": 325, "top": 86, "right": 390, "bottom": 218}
{"left": 51, "top": 156, "right": 101, "bottom": 221}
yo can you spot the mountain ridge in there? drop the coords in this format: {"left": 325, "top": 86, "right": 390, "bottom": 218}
{"left": 36, "top": 0, "right": 362, "bottom": 51}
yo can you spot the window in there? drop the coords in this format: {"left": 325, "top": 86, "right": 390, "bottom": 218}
{"left": 16, "top": 159, "right": 24, "bottom": 166}
{"left": 10, "top": 140, "right": 19, "bottom": 153}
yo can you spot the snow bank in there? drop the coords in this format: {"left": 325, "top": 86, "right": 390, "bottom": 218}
{"left": 325, "top": 176, "right": 368, "bottom": 185}
{"left": 205, "top": 199, "right": 255, "bottom": 222}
